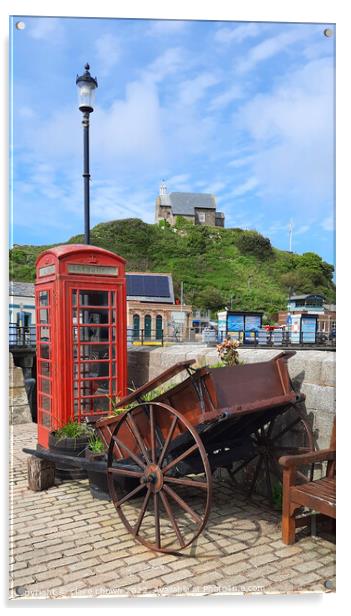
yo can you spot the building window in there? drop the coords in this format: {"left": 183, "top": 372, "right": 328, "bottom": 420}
{"left": 198, "top": 212, "right": 206, "bottom": 223}
{"left": 144, "top": 314, "right": 152, "bottom": 339}
{"left": 156, "top": 315, "right": 163, "bottom": 340}
{"left": 133, "top": 314, "right": 140, "bottom": 339}
{"left": 16, "top": 311, "right": 31, "bottom": 327}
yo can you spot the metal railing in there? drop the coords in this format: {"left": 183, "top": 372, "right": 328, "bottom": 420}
{"left": 9, "top": 324, "right": 36, "bottom": 347}
{"left": 217, "top": 329, "right": 336, "bottom": 348}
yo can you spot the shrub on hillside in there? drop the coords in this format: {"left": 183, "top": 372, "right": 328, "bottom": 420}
{"left": 236, "top": 230, "right": 273, "bottom": 259}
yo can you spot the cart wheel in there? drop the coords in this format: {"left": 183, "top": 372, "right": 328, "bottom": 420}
{"left": 228, "top": 405, "right": 314, "bottom": 504}
{"left": 106, "top": 402, "right": 212, "bottom": 554}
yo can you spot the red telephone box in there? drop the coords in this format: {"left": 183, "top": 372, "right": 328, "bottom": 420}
{"left": 35, "top": 244, "right": 127, "bottom": 448}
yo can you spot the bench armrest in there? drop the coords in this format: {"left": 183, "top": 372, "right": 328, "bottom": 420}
{"left": 279, "top": 448, "right": 336, "bottom": 468}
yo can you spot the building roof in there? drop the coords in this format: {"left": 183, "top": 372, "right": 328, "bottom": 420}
{"left": 10, "top": 273, "right": 175, "bottom": 304}
{"left": 126, "top": 273, "right": 174, "bottom": 303}
{"left": 9, "top": 281, "right": 35, "bottom": 297}
{"left": 289, "top": 294, "right": 325, "bottom": 301}
{"left": 168, "top": 192, "right": 216, "bottom": 216}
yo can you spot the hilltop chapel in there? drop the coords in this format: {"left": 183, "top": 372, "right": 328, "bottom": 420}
{"left": 155, "top": 180, "right": 225, "bottom": 228}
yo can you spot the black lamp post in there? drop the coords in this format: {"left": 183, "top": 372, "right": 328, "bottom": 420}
{"left": 76, "top": 63, "right": 98, "bottom": 244}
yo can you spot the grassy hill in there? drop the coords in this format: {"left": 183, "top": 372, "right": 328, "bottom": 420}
{"left": 10, "top": 218, "right": 335, "bottom": 320}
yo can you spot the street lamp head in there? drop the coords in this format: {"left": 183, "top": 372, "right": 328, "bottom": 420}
{"left": 76, "top": 63, "right": 98, "bottom": 113}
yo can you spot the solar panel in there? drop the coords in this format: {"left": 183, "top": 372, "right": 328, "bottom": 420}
{"left": 126, "top": 275, "right": 171, "bottom": 298}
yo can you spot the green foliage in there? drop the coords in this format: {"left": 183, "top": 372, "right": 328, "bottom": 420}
{"left": 54, "top": 421, "right": 93, "bottom": 441}
{"left": 9, "top": 219, "right": 335, "bottom": 314}
{"left": 195, "top": 287, "right": 227, "bottom": 311}
{"left": 236, "top": 230, "right": 274, "bottom": 259}
{"left": 272, "top": 482, "right": 283, "bottom": 510}
{"left": 87, "top": 433, "right": 106, "bottom": 453}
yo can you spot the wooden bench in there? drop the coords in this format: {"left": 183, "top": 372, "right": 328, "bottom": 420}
{"left": 279, "top": 418, "right": 336, "bottom": 544}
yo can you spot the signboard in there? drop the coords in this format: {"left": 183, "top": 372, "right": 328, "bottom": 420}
{"left": 217, "top": 311, "right": 227, "bottom": 341}
{"left": 39, "top": 265, "right": 55, "bottom": 277}
{"left": 291, "top": 315, "right": 301, "bottom": 344}
{"left": 227, "top": 314, "right": 244, "bottom": 342}
{"left": 244, "top": 315, "right": 262, "bottom": 342}
{"left": 227, "top": 314, "right": 244, "bottom": 332}
{"left": 301, "top": 316, "right": 317, "bottom": 343}
{"left": 67, "top": 264, "right": 118, "bottom": 276}
{"left": 171, "top": 311, "right": 186, "bottom": 324}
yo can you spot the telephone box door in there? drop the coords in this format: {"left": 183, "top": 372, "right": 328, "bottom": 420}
{"left": 35, "top": 285, "right": 56, "bottom": 447}
{"left": 67, "top": 283, "right": 125, "bottom": 421}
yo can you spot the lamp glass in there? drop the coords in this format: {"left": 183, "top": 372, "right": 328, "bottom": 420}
{"left": 77, "top": 81, "right": 96, "bottom": 111}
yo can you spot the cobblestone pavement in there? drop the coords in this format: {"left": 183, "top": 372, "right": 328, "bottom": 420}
{"left": 9, "top": 424, "right": 336, "bottom": 600}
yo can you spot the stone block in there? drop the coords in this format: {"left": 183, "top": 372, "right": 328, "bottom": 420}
{"left": 10, "top": 404, "right": 32, "bottom": 425}
{"left": 301, "top": 383, "right": 335, "bottom": 413}
{"left": 320, "top": 355, "right": 336, "bottom": 387}
{"left": 9, "top": 386, "right": 29, "bottom": 407}
{"left": 312, "top": 410, "right": 336, "bottom": 449}
{"left": 10, "top": 366, "right": 27, "bottom": 389}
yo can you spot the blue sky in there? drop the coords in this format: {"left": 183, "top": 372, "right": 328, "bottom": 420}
{"left": 10, "top": 16, "right": 335, "bottom": 265}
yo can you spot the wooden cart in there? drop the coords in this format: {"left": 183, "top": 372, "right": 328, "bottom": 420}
{"left": 24, "top": 352, "right": 314, "bottom": 553}
{"left": 92, "top": 352, "right": 314, "bottom": 553}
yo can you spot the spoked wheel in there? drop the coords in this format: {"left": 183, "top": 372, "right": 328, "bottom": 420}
{"left": 106, "top": 402, "right": 212, "bottom": 554}
{"left": 228, "top": 405, "right": 314, "bottom": 504}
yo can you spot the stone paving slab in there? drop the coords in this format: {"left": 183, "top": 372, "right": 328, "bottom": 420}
{"left": 9, "top": 424, "right": 336, "bottom": 599}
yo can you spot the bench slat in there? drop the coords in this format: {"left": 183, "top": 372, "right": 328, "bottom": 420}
{"left": 290, "top": 478, "right": 336, "bottom": 518}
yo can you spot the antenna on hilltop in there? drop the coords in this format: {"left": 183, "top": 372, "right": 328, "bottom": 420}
{"left": 288, "top": 220, "right": 293, "bottom": 252}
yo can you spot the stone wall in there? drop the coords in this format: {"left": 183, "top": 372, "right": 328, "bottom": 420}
{"left": 127, "top": 344, "right": 336, "bottom": 449}
{"left": 9, "top": 353, "right": 32, "bottom": 425}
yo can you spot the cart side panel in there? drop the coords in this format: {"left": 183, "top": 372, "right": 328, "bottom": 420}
{"left": 210, "top": 357, "right": 295, "bottom": 410}
{"left": 157, "top": 371, "right": 217, "bottom": 424}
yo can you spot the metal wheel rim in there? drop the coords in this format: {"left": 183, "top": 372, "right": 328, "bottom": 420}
{"left": 107, "top": 401, "right": 212, "bottom": 554}
{"left": 229, "top": 405, "right": 314, "bottom": 501}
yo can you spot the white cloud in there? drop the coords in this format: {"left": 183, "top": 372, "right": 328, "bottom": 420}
{"left": 166, "top": 174, "right": 191, "bottom": 191}
{"left": 295, "top": 224, "right": 311, "bottom": 236}
{"left": 27, "top": 17, "right": 65, "bottom": 43}
{"left": 208, "top": 84, "right": 243, "bottom": 111}
{"left": 321, "top": 215, "right": 334, "bottom": 231}
{"left": 227, "top": 154, "right": 256, "bottom": 168}
{"left": 145, "top": 47, "right": 185, "bottom": 83}
{"left": 147, "top": 20, "right": 188, "bottom": 36}
{"left": 178, "top": 73, "right": 219, "bottom": 106}
{"left": 236, "top": 27, "right": 310, "bottom": 74}
{"left": 198, "top": 181, "right": 227, "bottom": 194}
{"left": 214, "top": 22, "right": 262, "bottom": 45}
{"left": 234, "top": 57, "right": 334, "bottom": 211}
{"left": 229, "top": 177, "right": 259, "bottom": 198}
{"left": 95, "top": 34, "right": 121, "bottom": 77}
{"left": 93, "top": 79, "right": 164, "bottom": 168}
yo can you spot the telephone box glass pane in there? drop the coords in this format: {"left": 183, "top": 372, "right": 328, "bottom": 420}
{"left": 40, "top": 326, "right": 50, "bottom": 341}
{"left": 39, "top": 361, "right": 50, "bottom": 376}
{"left": 79, "top": 291, "right": 109, "bottom": 306}
{"left": 73, "top": 344, "right": 110, "bottom": 361}
{"left": 39, "top": 291, "right": 49, "bottom": 306}
{"left": 39, "top": 309, "right": 49, "bottom": 323}
{"left": 41, "top": 412, "right": 51, "bottom": 428}
{"left": 39, "top": 344, "right": 50, "bottom": 359}
{"left": 42, "top": 395, "right": 51, "bottom": 411}
{"left": 41, "top": 378, "right": 51, "bottom": 395}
